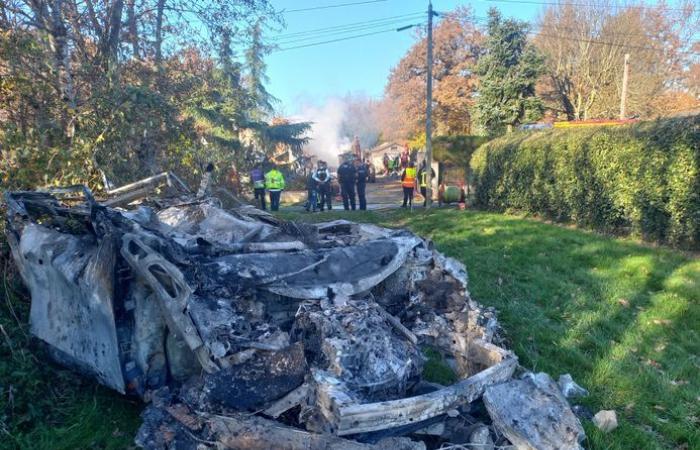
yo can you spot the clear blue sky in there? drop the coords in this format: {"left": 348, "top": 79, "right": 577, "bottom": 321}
{"left": 266, "top": 0, "right": 543, "bottom": 114}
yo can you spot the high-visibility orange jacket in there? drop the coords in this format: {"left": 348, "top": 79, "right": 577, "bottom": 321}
{"left": 402, "top": 167, "right": 417, "bottom": 188}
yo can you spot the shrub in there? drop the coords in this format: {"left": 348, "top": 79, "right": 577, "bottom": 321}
{"left": 432, "top": 135, "right": 489, "bottom": 185}
{"left": 471, "top": 116, "right": 700, "bottom": 249}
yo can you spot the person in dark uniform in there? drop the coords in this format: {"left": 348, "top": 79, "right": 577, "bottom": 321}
{"left": 250, "top": 164, "right": 266, "bottom": 210}
{"left": 418, "top": 161, "right": 436, "bottom": 207}
{"left": 312, "top": 161, "right": 333, "bottom": 211}
{"left": 355, "top": 159, "right": 369, "bottom": 210}
{"left": 305, "top": 171, "right": 318, "bottom": 212}
{"left": 337, "top": 158, "right": 357, "bottom": 211}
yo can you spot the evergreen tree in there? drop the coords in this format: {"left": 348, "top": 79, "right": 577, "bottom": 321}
{"left": 475, "top": 8, "right": 544, "bottom": 135}
{"left": 245, "top": 20, "right": 277, "bottom": 120}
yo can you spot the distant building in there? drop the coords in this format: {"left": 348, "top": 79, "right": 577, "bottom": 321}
{"left": 365, "top": 141, "right": 405, "bottom": 170}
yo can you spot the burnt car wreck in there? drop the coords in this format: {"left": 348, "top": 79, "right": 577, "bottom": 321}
{"left": 5, "top": 174, "right": 587, "bottom": 450}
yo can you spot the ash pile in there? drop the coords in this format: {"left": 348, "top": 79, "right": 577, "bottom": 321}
{"left": 4, "top": 174, "right": 588, "bottom": 450}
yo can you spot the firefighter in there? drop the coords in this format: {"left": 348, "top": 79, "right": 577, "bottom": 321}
{"left": 418, "top": 161, "right": 436, "bottom": 207}
{"left": 312, "top": 161, "right": 333, "bottom": 211}
{"left": 250, "top": 163, "right": 266, "bottom": 210}
{"left": 355, "top": 159, "right": 369, "bottom": 211}
{"left": 337, "top": 157, "right": 357, "bottom": 211}
{"left": 401, "top": 160, "right": 417, "bottom": 208}
{"left": 264, "top": 164, "right": 285, "bottom": 211}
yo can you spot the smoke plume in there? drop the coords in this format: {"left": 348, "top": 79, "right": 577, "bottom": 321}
{"left": 294, "top": 94, "right": 381, "bottom": 167}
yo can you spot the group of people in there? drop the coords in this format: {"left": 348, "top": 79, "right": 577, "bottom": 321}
{"left": 305, "top": 157, "right": 371, "bottom": 212}
{"left": 382, "top": 147, "right": 410, "bottom": 177}
{"left": 250, "top": 164, "right": 286, "bottom": 211}
{"left": 248, "top": 155, "right": 434, "bottom": 213}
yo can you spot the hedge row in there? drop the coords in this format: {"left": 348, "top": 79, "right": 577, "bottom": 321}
{"left": 470, "top": 115, "right": 700, "bottom": 249}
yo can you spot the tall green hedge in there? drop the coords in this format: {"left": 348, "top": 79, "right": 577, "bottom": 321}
{"left": 471, "top": 116, "right": 700, "bottom": 249}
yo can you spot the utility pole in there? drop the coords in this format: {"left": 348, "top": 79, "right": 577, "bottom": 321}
{"left": 425, "top": 0, "right": 435, "bottom": 208}
{"left": 619, "top": 53, "right": 630, "bottom": 120}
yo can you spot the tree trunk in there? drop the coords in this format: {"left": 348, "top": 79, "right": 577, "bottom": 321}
{"left": 155, "top": 0, "right": 166, "bottom": 66}
{"left": 126, "top": 0, "right": 139, "bottom": 58}
{"left": 48, "top": 0, "right": 76, "bottom": 141}
{"left": 103, "top": 0, "right": 124, "bottom": 86}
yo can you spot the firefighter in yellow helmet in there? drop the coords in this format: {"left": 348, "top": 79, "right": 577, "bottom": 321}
{"left": 401, "top": 160, "right": 417, "bottom": 208}
{"left": 264, "top": 164, "right": 286, "bottom": 211}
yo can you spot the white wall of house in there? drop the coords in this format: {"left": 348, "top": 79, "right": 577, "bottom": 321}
{"left": 366, "top": 142, "right": 402, "bottom": 170}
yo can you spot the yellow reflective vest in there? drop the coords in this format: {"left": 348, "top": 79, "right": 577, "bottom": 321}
{"left": 402, "top": 167, "right": 417, "bottom": 188}
{"left": 265, "top": 169, "right": 285, "bottom": 191}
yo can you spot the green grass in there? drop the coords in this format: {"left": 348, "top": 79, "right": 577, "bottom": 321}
{"left": 1, "top": 208, "right": 698, "bottom": 449}
{"left": 280, "top": 208, "right": 700, "bottom": 450}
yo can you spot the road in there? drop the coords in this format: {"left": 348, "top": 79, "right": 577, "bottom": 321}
{"left": 285, "top": 175, "right": 428, "bottom": 211}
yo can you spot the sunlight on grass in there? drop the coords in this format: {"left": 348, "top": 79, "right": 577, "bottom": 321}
{"left": 283, "top": 208, "right": 700, "bottom": 450}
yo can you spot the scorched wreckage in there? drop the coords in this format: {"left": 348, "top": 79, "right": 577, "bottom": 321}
{"left": 4, "top": 173, "right": 588, "bottom": 449}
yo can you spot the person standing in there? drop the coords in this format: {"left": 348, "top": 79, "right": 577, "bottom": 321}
{"left": 312, "top": 161, "right": 333, "bottom": 211}
{"left": 401, "top": 161, "right": 417, "bottom": 208}
{"left": 355, "top": 159, "right": 369, "bottom": 210}
{"left": 264, "top": 165, "right": 285, "bottom": 211}
{"left": 305, "top": 171, "right": 318, "bottom": 212}
{"left": 418, "top": 161, "right": 436, "bottom": 207}
{"left": 337, "top": 158, "right": 357, "bottom": 210}
{"left": 382, "top": 153, "right": 390, "bottom": 175}
{"left": 400, "top": 147, "right": 409, "bottom": 169}
{"left": 250, "top": 164, "right": 266, "bottom": 210}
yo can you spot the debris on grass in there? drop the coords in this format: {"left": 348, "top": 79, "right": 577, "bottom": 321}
{"left": 4, "top": 175, "right": 588, "bottom": 449}
{"left": 592, "top": 410, "right": 619, "bottom": 433}
{"left": 557, "top": 373, "right": 589, "bottom": 398}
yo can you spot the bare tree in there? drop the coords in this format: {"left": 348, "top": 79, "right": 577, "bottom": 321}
{"left": 534, "top": 1, "right": 699, "bottom": 120}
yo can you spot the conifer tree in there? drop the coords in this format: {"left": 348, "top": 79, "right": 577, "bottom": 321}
{"left": 475, "top": 8, "right": 544, "bottom": 135}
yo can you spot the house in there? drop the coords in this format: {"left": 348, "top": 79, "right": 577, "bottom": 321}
{"left": 365, "top": 141, "right": 406, "bottom": 170}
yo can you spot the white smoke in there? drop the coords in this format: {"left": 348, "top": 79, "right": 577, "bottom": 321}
{"left": 294, "top": 98, "right": 352, "bottom": 167}
{"left": 293, "top": 95, "right": 381, "bottom": 168}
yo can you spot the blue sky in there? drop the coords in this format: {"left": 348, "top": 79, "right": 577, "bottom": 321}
{"left": 266, "top": 0, "right": 544, "bottom": 114}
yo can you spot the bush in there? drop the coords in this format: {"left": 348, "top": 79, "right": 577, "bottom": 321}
{"left": 432, "top": 135, "right": 488, "bottom": 185}
{"left": 471, "top": 116, "right": 700, "bottom": 249}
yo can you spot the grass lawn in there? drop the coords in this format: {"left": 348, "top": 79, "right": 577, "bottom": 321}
{"left": 280, "top": 208, "right": 699, "bottom": 450}
{"left": 1, "top": 208, "right": 698, "bottom": 449}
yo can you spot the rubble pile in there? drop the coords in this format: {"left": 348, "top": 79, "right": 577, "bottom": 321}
{"left": 4, "top": 177, "right": 588, "bottom": 450}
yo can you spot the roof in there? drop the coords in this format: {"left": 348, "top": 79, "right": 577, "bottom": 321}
{"left": 367, "top": 141, "right": 406, "bottom": 155}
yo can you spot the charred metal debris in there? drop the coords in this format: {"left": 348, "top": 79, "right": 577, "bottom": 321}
{"left": 4, "top": 174, "right": 587, "bottom": 450}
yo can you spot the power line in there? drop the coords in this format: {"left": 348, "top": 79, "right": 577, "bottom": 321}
{"left": 480, "top": 0, "right": 691, "bottom": 12}
{"left": 533, "top": 32, "right": 661, "bottom": 51}
{"left": 271, "top": 12, "right": 424, "bottom": 40}
{"left": 283, "top": 0, "right": 388, "bottom": 14}
{"left": 271, "top": 13, "right": 425, "bottom": 42}
{"left": 439, "top": 11, "right": 664, "bottom": 44}
{"left": 274, "top": 18, "right": 425, "bottom": 45}
{"left": 274, "top": 23, "right": 425, "bottom": 52}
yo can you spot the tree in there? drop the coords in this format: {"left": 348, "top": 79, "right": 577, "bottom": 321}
{"left": 381, "top": 7, "right": 483, "bottom": 140}
{"left": 0, "top": 0, "right": 311, "bottom": 192}
{"left": 245, "top": 20, "right": 276, "bottom": 120}
{"left": 534, "top": 1, "right": 699, "bottom": 120}
{"left": 475, "top": 8, "right": 544, "bottom": 135}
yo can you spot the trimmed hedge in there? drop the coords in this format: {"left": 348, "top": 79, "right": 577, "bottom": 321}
{"left": 433, "top": 135, "right": 489, "bottom": 165}
{"left": 471, "top": 115, "right": 700, "bottom": 249}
